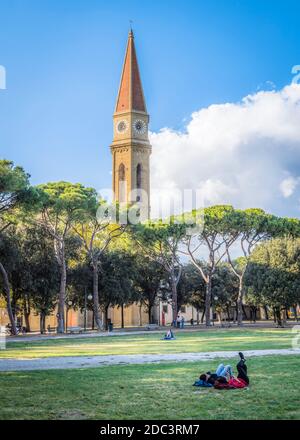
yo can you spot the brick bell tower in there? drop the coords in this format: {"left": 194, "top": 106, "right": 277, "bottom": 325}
{"left": 110, "top": 30, "right": 151, "bottom": 219}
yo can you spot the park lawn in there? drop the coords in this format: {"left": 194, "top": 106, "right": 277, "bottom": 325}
{"left": 0, "top": 328, "right": 294, "bottom": 359}
{"left": 0, "top": 355, "right": 299, "bottom": 420}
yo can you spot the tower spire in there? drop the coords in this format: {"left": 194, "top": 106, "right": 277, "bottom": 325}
{"left": 115, "top": 30, "right": 147, "bottom": 113}
{"left": 111, "top": 30, "right": 151, "bottom": 220}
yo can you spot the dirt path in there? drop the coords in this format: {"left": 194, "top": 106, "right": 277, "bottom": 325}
{"left": 0, "top": 348, "right": 299, "bottom": 372}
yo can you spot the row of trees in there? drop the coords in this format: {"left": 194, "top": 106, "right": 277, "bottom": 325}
{"left": 1, "top": 160, "right": 300, "bottom": 334}
{"left": 133, "top": 206, "right": 299, "bottom": 326}
{"left": 1, "top": 225, "right": 299, "bottom": 332}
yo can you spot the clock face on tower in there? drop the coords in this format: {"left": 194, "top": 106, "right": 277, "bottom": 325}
{"left": 116, "top": 119, "right": 128, "bottom": 134}
{"left": 133, "top": 119, "right": 147, "bottom": 135}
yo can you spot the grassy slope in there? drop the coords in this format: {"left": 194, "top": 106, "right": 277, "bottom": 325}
{"left": 0, "top": 328, "right": 294, "bottom": 359}
{"left": 0, "top": 355, "right": 299, "bottom": 420}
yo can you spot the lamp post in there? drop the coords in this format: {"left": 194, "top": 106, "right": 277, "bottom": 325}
{"left": 84, "top": 288, "right": 87, "bottom": 331}
{"left": 158, "top": 280, "right": 165, "bottom": 327}
{"left": 213, "top": 295, "right": 218, "bottom": 326}
{"left": 66, "top": 300, "right": 73, "bottom": 333}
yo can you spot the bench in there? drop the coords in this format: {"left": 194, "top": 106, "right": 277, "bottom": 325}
{"left": 68, "top": 326, "right": 83, "bottom": 334}
{"left": 144, "top": 324, "right": 159, "bottom": 330}
{"left": 47, "top": 326, "right": 57, "bottom": 333}
{"left": 220, "top": 323, "right": 232, "bottom": 328}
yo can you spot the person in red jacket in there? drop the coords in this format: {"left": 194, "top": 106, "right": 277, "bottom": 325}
{"left": 214, "top": 352, "right": 249, "bottom": 389}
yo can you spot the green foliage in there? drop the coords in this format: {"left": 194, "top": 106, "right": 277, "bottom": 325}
{"left": 203, "top": 205, "right": 235, "bottom": 233}
{"left": 68, "top": 262, "right": 93, "bottom": 310}
{"left": 212, "top": 263, "right": 239, "bottom": 312}
{"left": 2, "top": 158, "right": 300, "bottom": 331}
{"left": 0, "top": 225, "right": 60, "bottom": 319}
{"left": 134, "top": 219, "right": 186, "bottom": 247}
{"left": 177, "top": 263, "right": 205, "bottom": 311}
{"left": 0, "top": 228, "right": 20, "bottom": 290}
{"left": 0, "top": 160, "right": 30, "bottom": 214}
{"left": 16, "top": 226, "right": 60, "bottom": 315}
{"left": 99, "top": 251, "right": 138, "bottom": 311}
{"left": 245, "top": 237, "right": 300, "bottom": 310}
{"left": 0, "top": 228, "right": 18, "bottom": 262}
{"left": 131, "top": 220, "right": 187, "bottom": 322}
{"left": 134, "top": 255, "right": 167, "bottom": 321}
{"left": 36, "top": 181, "right": 97, "bottom": 224}
{"left": 176, "top": 262, "right": 238, "bottom": 314}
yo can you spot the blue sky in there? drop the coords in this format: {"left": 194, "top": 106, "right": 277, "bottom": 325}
{"left": 1, "top": 0, "right": 300, "bottom": 206}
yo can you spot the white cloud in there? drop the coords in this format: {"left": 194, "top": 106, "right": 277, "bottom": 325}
{"left": 280, "top": 176, "right": 299, "bottom": 198}
{"left": 150, "top": 83, "right": 300, "bottom": 216}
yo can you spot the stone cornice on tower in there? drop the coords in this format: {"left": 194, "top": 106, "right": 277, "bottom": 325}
{"left": 110, "top": 142, "right": 152, "bottom": 153}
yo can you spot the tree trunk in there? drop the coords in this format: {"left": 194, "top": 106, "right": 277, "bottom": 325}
{"left": 0, "top": 262, "right": 17, "bottom": 335}
{"left": 233, "top": 303, "right": 238, "bottom": 323}
{"left": 237, "top": 276, "right": 244, "bottom": 326}
{"left": 104, "top": 306, "right": 109, "bottom": 330}
{"left": 252, "top": 307, "right": 257, "bottom": 323}
{"left": 205, "top": 278, "right": 211, "bottom": 326}
{"left": 264, "top": 305, "right": 269, "bottom": 320}
{"left": 242, "top": 304, "right": 248, "bottom": 320}
{"left": 275, "top": 308, "right": 283, "bottom": 327}
{"left": 201, "top": 307, "right": 205, "bottom": 323}
{"left": 40, "top": 312, "right": 46, "bottom": 334}
{"left": 57, "top": 257, "right": 66, "bottom": 334}
{"left": 24, "top": 309, "right": 30, "bottom": 333}
{"left": 148, "top": 304, "right": 152, "bottom": 324}
{"left": 11, "top": 290, "right": 17, "bottom": 320}
{"left": 226, "top": 305, "right": 231, "bottom": 322}
{"left": 196, "top": 309, "right": 200, "bottom": 325}
{"left": 171, "top": 278, "right": 178, "bottom": 326}
{"left": 92, "top": 263, "right": 102, "bottom": 331}
{"left": 23, "top": 294, "right": 31, "bottom": 333}
{"left": 121, "top": 304, "right": 124, "bottom": 328}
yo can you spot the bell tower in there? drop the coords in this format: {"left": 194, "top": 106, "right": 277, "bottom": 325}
{"left": 110, "top": 30, "right": 151, "bottom": 219}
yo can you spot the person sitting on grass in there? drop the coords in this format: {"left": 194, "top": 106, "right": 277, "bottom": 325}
{"left": 163, "top": 328, "right": 175, "bottom": 340}
{"left": 193, "top": 352, "right": 249, "bottom": 389}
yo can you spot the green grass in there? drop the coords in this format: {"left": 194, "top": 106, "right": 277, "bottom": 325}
{"left": 0, "top": 328, "right": 294, "bottom": 359}
{"left": 0, "top": 355, "right": 299, "bottom": 420}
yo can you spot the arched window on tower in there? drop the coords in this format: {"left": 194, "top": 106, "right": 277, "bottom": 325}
{"left": 118, "top": 163, "right": 126, "bottom": 203}
{"left": 136, "top": 164, "right": 142, "bottom": 189}
{"left": 136, "top": 163, "right": 142, "bottom": 202}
